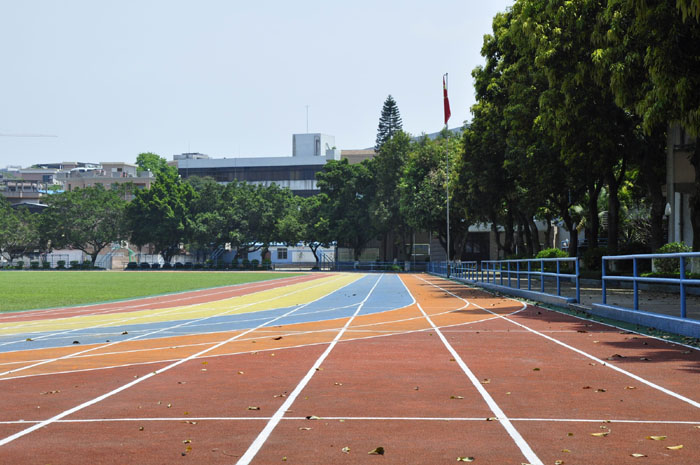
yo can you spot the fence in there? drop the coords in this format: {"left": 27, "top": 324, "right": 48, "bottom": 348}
{"left": 430, "top": 257, "right": 581, "bottom": 304}
{"left": 601, "top": 252, "right": 700, "bottom": 319}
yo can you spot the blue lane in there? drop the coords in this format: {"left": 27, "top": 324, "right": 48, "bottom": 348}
{"left": 0, "top": 274, "right": 413, "bottom": 353}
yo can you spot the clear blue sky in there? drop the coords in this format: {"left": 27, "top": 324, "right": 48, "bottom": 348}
{"left": 0, "top": 0, "right": 512, "bottom": 168}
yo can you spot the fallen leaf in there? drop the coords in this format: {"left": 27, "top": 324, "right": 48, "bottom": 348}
{"left": 639, "top": 357, "right": 651, "bottom": 361}
{"left": 450, "top": 395, "right": 464, "bottom": 399}
{"left": 273, "top": 336, "right": 283, "bottom": 340}
{"left": 567, "top": 433, "right": 574, "bottom": 437}
{"left": 630, "top": 453, "right": 647, "bottom": 458}
{"left": 167, "top": 403, "right": 172, "bottom": 408}
{"left": 368, "top": 447, "right": 385, "bottom": 455}
{"left": 555, "top": 461, "right": 564, "bottom": 465}
{"left": 486, "top": 417, "right": 497, "bottom": 421}
{"left": 25, "top": 338, "right": 32, "bottom": 342}
{"left": 183, "top": 439, "right": 191, "bottom": 444}
{"left": 247, "top": 406, "right": 260, "bottom": 410}
{"left": 646, "top": 435, "right": 666, "bottom": 441}
{"left": 561, "top": 449, "right": 570, "bottom": 453}
{"left": 625, "top": 386, "right": 636, "bottom": 390}
{"left": 72, "top": 340, "right": 80, "bottom": 344}
{"left": 282, "top": 457, "right": 287, "bottom": 461}
{"left": 122, "top": 331, "right": 128, "bottom": 335}
{"left": 591, "top": 432, "right": 609, "bottom": 437}
{"left": 306, "top": 415, "right": 321, "bottom": 420}
{"left": 582, "top": 386, "right": 592, "bottom": 390}
{"left": 202, "top": 361, "right": 208, "bottom": 365}
{"left": 607, "top": 354, "right": 625, "bottom": 360}
{"left": 299, "top": 427, "right": 312, "bottom": 431}
{"left": 139, "top": 426, "right": 144, "bottom": 431}
{"left": 577, "top": 330, "right": 587, "bottom": 333}
{"left": 666, "top": 445, "right": 683, "bottom": 450}
{"left": 481, "top": 379, "right": 491, "bottom": 384}
{"left": 342, "top": 446, "right": 350, "bottom": 454}
{"left": 274, "top": 394, "right": 286, "bottom": 398}
{"left": 185, "top": 446, "right": 192, "bottom": 452}
{"left": 457, "top": 457, "right": 474, "bottom": 462}
{"left": 450, "top": 358, "right": 456, "bottom": 361}
{"left": 595, "top": 389, "right": 607, "bottom": 392}
{"left": 238, "top": 371, "right": 244, "bottom": 375}
{"left": 533, "top": 368, "right": 541, "bottom": 371}
{"left": 335, "top": 382, "right": 343, "bottom": 386}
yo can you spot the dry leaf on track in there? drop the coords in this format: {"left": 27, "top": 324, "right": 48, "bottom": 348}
{"left": 368, "top": 447, "right": 385, "bottom": 455}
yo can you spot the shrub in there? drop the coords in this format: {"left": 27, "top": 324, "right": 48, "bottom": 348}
{"left": 30, "top": 261, "right": 40, "bottom": 270}
{"left": 174, "top": 262, "right": 184, "bottom": 269}
{"left": 535, "top": 248, "right": 569, "bottom": 272}
{"left": 231, "top": 258, "right": 239, "bottom": 269}
{"left": 251, "top": 259, "right": 259, "bottom": 269}
{"left": 125, "top": 261, "right": 138, "bottom": 270}
{"left": 69, "top": 260, "right": 80, "bottom": 269}
{"left": 15, "top": 261, "right": 24, "bottom": 270}
{"left": 184, "top": 262, "right": 194, "bottom": 270}
{"left": 261, "top": 258, "right": 272, "bottom": 270}
{"left": 242, "top": 258, "right": 250, "bottom": 269}
{"left": 81, "top": 261, "right": 93, "bottom": 270}
{"left": 193, "top": 263, "right": 204, "bottom": 270}
{"left": 42, "top": 261, "right": 51, "bottom": 270}
{"left": 57, "top": 260, "right": 66, "bottom": 269}
{"left": 150, "top": 263, "right": 161, "bottom": 270}
{"left": 205, "top": 259, "right": 214, "bottom": 269}
{"left": 216, "top": 260, "right": 225, "bottom": 270}
{"left": 139, "top": 262, "right": 151, "bottom": 269}
{"left": 162, "top": 263, "right": 173, "bottom": 270}
{"left": 583, "top": 247, "right": 607, "bottom": 271}
{"left": 654, "top": 242, "right": 692, "bottom": 274}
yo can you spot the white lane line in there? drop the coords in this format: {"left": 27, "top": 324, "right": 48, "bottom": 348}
{"left": 420, "top": 275, "right": 700, "bottom": 410}
{"left": 0, "top": 275, "right": 314, "bottom": 328}
{"left": 0, "top": 306, "right": 511, "bottom": 381}
{"left": 2, "top": 416, "right": 699, "bottom": 425}
{"left": 401, "top": 276, "right": 543, "bottom": 465}
{"left": 0, "top": 275, "right": 369, "bottom": 447}
{"left": 0, "top": 275, "right": 353, "bottom": 377}
{"left": 234, "top": 274, "right": 385, "bottom": 465}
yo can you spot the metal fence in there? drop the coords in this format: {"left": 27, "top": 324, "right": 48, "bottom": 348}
{"left": 430, "top": 257, "right": 581, "bottom": 304}
{"left": 602, "top": 252, "right": 700, "bottom": 319}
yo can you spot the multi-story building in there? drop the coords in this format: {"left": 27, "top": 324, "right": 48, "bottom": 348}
{"left": 174, "top": 133, "right": 344, "bottom": 197}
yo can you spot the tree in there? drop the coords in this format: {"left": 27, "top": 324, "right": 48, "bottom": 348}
{"left": 299, "top": 194, "right": 333, "bottom": 266}
{"left": 136, "top": 152, "right": 178, "bottom": 177}
{"left": 375, "top": 95, "right": 403, "bottom": 151}
{"left": 39, "top": 186, "right": 128, "bottom": 264}
{"left": 0, "top": 200, "right": 39, "bottom": 263}
{"left": 127, "top": 170, "right": 197, "bottom": 263}
{"left": 369, "top": 130, "right": 412, "bottom": 260}
{"left": 317, "top": 159, "right": 376, "bottom": 261}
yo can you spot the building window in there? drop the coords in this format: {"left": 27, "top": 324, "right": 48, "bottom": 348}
{"left": 277, "top": 248, "right": 288, "bottom": 260}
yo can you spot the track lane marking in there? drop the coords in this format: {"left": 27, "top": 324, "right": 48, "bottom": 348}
{"left": 0, "top": 275, "right": 370, "bottom": 447}
{"left": 0, "top": 275, "right": 358, "bottom": 377}
{"left": 401, "top": 275, "right": 543, "bottom": 465}
{"left": 234, "top": 274, "right": 385, "bottom": 465}
{"left": 419, "top": 275, "right": 700, "bottom": 410}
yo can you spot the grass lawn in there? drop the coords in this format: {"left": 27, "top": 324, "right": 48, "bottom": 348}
{"left": 0, "top": 271, "right": 303, "bottom": 312}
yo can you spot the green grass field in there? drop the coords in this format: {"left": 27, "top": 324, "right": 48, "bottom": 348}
{"left": 0, "top": 271, "right": 303, "bottom": 312}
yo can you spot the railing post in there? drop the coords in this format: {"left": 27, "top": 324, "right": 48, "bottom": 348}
{"left": 507, "top": 261, "right": 511, "bottom": 288}
{"left": 517, "top": 261, "right": 521, "bottom": 289}
{"left": 602, "top": 257, "right": 607, "bottom": 305}
{"left": 540, "top": 259, "right": 545, "bottom": 293}
{"left": 633, "top": 257, "right": 639, "bottom": 311}
{"left": 575, "top": 258, "right": 580, "bottom": 304}
{"left": 500, "top": 262, "right": 504, "bottom": 285}
{"left": 680, "top": 256, "right": 687, "bottom": 318}
{"left": 556, "top": 260, "right": 561, "bottom": 296}
{"left": 528, "top": 261, "right": 532, "bottom": 291}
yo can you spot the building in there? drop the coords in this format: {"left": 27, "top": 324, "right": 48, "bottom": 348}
{"left": 666, "top": 125, "right": 696, "bottom": 246}
{"left": 175, "top": 133, "right": 342, "bottom": 196}
{"left": 63, "top": 162, "right": 154, "bottom": 199}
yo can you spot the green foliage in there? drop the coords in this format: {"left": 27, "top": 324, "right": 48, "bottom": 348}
{"left": 251, "top": 259, "right": 259, "bottom": 269}
{"left": 535, "top": 248, "right": 568, "bottom": 260}
{"left": 56, "top": 260, "right": 66, "bottom": 269}
{"left": 128, "top": 170, "right": 196, "bottom": 263}
{"left": 375, "top": 95, "right": 403, "bottom": 151}
{"left": 0, "top": 200, "right": 40, "bottom": 261}
{"left": 654, "top": 242, "right": 692, "bottom": 274}
{"left": 15, "top": 260, "right": 24, "bottom": 270}
{"left": 136, "top": 152, "right": 178, "bottom": 177}
{"left": 40, "top": 185, "right": 128, "bottom": 264}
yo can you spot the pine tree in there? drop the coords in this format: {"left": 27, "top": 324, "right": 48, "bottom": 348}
{"left": 375, "top": 95, "right": 403, "bottom": 151}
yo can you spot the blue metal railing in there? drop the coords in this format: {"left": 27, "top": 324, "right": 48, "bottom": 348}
{"left": 429, "top": 257, "right": 580, "bottom": 303}
{"left": 602, "top": 252, "right": 700, "bottom": 318}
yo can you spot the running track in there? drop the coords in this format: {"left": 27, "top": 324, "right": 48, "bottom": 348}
{"left": 0, "top": 272, "right": 698, "bottom": 464}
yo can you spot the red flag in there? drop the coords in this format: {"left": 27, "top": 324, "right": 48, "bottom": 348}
{"left": 443, "top": 74, "right": 451, "bottom": 125}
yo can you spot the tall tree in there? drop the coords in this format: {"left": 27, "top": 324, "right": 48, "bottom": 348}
{"left": 299, "top": 194, "right": 333, "bottom": 266}
{"left": 128, "top": 170, "right": 197, "bottom": 263}
{"left": 316, "top": 159, "right": 376, "bottom": 261}
{"left": 40, "top": 186, "right": 129, "bottom": 264}
{"left": 0, "top": 200, "right": 39, "bottom": 262}
{"left": 375, "top": 95, "right": 403, "bottom": 151}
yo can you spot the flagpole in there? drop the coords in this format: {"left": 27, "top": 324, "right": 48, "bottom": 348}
{"left": 444, "top": 73, "right": 451, "bottom": 279}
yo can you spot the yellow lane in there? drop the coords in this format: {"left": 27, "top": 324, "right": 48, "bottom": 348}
{"left": 0, "top": 273, "right": 362, "bottom": 336}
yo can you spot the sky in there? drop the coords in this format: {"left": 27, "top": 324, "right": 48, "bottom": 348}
{"left": 0, "top": 0, "right": 513, "bottom": 168}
